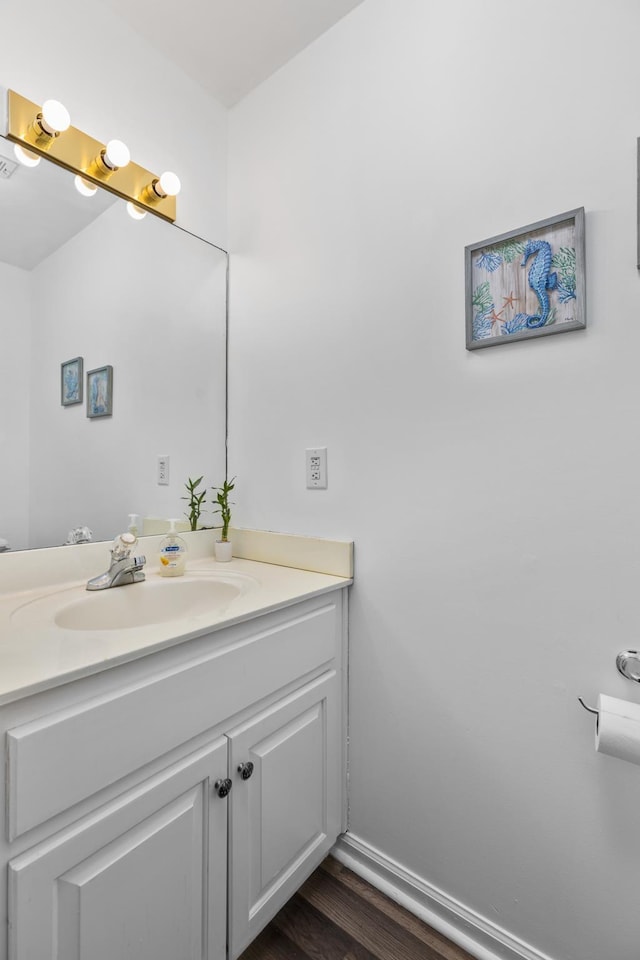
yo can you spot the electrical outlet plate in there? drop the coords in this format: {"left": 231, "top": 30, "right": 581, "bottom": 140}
{"left": 306, "top": 447, "right": 327, "bottom": 489}
{"left": 157, "top": 455, "right": 170, "bottom": 486}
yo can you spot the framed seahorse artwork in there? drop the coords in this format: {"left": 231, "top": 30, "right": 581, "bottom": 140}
{"left": 465, "top": 208, "right": 585, "bottom": 350}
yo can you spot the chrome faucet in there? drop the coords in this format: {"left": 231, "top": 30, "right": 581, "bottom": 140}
{"left": 86, "top": 532, "right": 146, "bottom": 591}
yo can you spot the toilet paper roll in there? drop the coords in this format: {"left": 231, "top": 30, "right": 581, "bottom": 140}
{"left": 596, "top": 694, "right": 640, "bottom": 766}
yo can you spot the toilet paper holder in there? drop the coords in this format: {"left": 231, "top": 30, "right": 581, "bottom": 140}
{"left": 578, "top": 697, "right": 599, "bottom": 716}
{"left": 615, "top": 650, "right": 640, "bottom": 683}
{"left": 578, "top": 650, "right": 640, "bottom": 716}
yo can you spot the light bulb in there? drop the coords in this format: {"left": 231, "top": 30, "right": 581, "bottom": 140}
{"left": 13, "top": 144, "right": 40, "bottom": 167}
{"left": 103, "top": 139, "right": 130, "bottom": 170}
{"left": 40, "top": 99, "right": 71, "bottom": 135}
{"left": 126, "top": 202, "right": 147, "bottom": 221}
{"left": 74, "top": 175, "right": 97, "bottom": 197}
{"left": 155, "top": 171, "right": 181, "bottom": 197}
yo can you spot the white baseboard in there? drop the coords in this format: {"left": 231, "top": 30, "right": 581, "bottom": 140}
{"left": 331, "top": 833, "right": 557, "bottom": 960}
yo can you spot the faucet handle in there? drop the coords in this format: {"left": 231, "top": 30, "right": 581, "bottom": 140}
{"left": 111, "top": 531, "right": 138, "bottom": 560}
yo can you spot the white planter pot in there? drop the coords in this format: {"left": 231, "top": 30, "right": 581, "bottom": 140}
{"left": 215, "top": 539, "right": 233, "bottom": 562}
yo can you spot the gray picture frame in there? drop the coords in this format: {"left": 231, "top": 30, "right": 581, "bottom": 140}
{"left": 636, "top": 139, "right": 640, "bottom": 270}
{"left": 465, "top": 207, "right": 586, "bottom": 350}
{"left": 60, "top": 356, "right": 83, "bottom": 406}
{"left": 86, "top": 365, "right": 113, "bottom": 418}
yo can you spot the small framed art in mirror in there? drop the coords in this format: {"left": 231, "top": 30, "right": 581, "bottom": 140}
{"left": 60, "top": 356, "right": 83, "bottom": 406}
{"left": 87, "top": 365, "right": 113, "bottom": 418}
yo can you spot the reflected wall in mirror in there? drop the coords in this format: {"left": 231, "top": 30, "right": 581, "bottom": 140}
{"left": 0, "top": 134, "right": 227, "bottom": 551}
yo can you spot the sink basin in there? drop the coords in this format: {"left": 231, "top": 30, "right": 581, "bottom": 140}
{"left": 11, "top": 573, "right": 255, "bottom": 632}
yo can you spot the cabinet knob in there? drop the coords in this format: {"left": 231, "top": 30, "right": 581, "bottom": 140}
{"left": 214, "top": 778, "right": 233, "bottom": 798}
{"left": 237, "top": 761, "right": 254, "bottom": 781}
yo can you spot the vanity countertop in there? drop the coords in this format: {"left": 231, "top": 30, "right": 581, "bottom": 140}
{"left": 0, "top": 556, "right": 352, "bottom": 707}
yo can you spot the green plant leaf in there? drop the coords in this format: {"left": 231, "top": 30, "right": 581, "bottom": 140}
{"left": 493, "top": 238, "right": 526, "bottom": 264}
{"left": 472, "top": 281, "right": 492, "bottom": 312}
{"left": 182, "top": 475, "right": 207, "bottom": 531}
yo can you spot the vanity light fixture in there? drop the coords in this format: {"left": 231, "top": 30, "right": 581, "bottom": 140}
{"left": 32, "top": 99, "right": 71, "bottom": 142}
{"left": 90, "top": 138, "right": 131, "bottom": 179}
{"left": 74, "top": 175, "right": 98, "bottom": 197}
{"left": 126, "top": 202, "right": 147, "bottom": 220}
{"left": 139, "top": 170, "right": 181, "bottom": 205}
{"left": 102, "top": 139, "right": 130, "bottom": 171}
{"left": 6, "top": 89, "right": 178, "bottom": 222}
{"left": 154, "top": 171, "right": 181, "bottom": 198}
{"left": 13, "top": 144, "right": 40, "bottom": 168}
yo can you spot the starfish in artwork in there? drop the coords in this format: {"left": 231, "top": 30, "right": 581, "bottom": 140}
{"left": 502, "top": 291, "right": 519, "bottom": 309}
{"left": 488, "top": 308, "right": 504, "bottom": 326}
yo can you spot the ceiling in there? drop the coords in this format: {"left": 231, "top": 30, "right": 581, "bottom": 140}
{"left": 99, "top": 0, "right": 365, "bottom": 107}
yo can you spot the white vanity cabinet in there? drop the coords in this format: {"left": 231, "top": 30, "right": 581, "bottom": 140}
{"left": 0, "top": 588, "right": 347, "bottom": 960}
{"left": 9, "top": 738, "right": 229, "bottom": 960}
{"left": 227, "top": 670, "right": 340, "bottom": 958}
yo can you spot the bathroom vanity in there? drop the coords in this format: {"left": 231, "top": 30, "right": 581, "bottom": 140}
{"left": 0, "top": 84, "right": 354, "bottom": 958}
{"left": 0, "top": 537, "right": 351, "bottom": 960}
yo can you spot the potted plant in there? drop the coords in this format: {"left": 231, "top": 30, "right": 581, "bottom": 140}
{"left": 212, "top": 476, "right": 235, "bottom": 561}
{"left": 182, "top": 475, "right": 206, "bottom": 531}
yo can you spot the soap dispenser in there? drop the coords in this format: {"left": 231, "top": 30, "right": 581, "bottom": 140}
{"left": 158, "top": 519, "right": 187, "bottom": 577}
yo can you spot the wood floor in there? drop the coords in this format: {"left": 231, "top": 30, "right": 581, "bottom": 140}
{"left": 240, "top": 856, "right": 477, "bottom": 960}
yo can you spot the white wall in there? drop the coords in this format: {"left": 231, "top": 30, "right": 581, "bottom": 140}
{"left": 228, "top": 2, "right": 640, "bottom": 958}
{"left": 0, "top": 263, "right": 30, "bottom": 550}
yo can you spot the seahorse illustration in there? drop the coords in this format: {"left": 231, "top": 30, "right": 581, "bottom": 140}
{"left": 521, "top": 239, "right": 557, "bottom": 328}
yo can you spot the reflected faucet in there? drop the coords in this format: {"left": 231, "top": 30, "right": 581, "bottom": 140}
{"left": 86, "top": 532, "right": 146, "bottom": 591}
{"left": 65, "top": 525, "right": 93, "bottom": 545}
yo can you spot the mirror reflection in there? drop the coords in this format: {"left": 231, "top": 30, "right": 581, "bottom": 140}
{"left": 0, "top": 135, "right": 227, "bottom": 552}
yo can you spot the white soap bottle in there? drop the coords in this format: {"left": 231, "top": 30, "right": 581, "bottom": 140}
{"left": 158, "top": 519, "right": 187, "bottom": 577}
{"left": 127, "top": 513, "right": 140, "bottom": 537}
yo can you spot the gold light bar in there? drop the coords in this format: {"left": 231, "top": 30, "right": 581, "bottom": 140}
{"left": 6, "top": 90, "right": 177, "bottom": 222}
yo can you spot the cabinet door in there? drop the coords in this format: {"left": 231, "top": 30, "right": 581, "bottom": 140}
{"left": 8, "top": 738, "right": 229, "bottom": 960}
{"left": 227, "top": 671, "right": 341, "bottom": 959}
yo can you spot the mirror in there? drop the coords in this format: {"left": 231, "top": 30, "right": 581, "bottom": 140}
{"left": 0, "top": 134, "right": 227, "bottom": 551}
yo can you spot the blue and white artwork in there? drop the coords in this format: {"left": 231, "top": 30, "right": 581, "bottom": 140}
{"left": 61, "top": 357, "right": 83, "bottom": 406}
{"left": 86, "top": 365, "right": 113, "bottom": 418}
{"left": 466, "top": 209, "right": 585, "bottom": 350}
